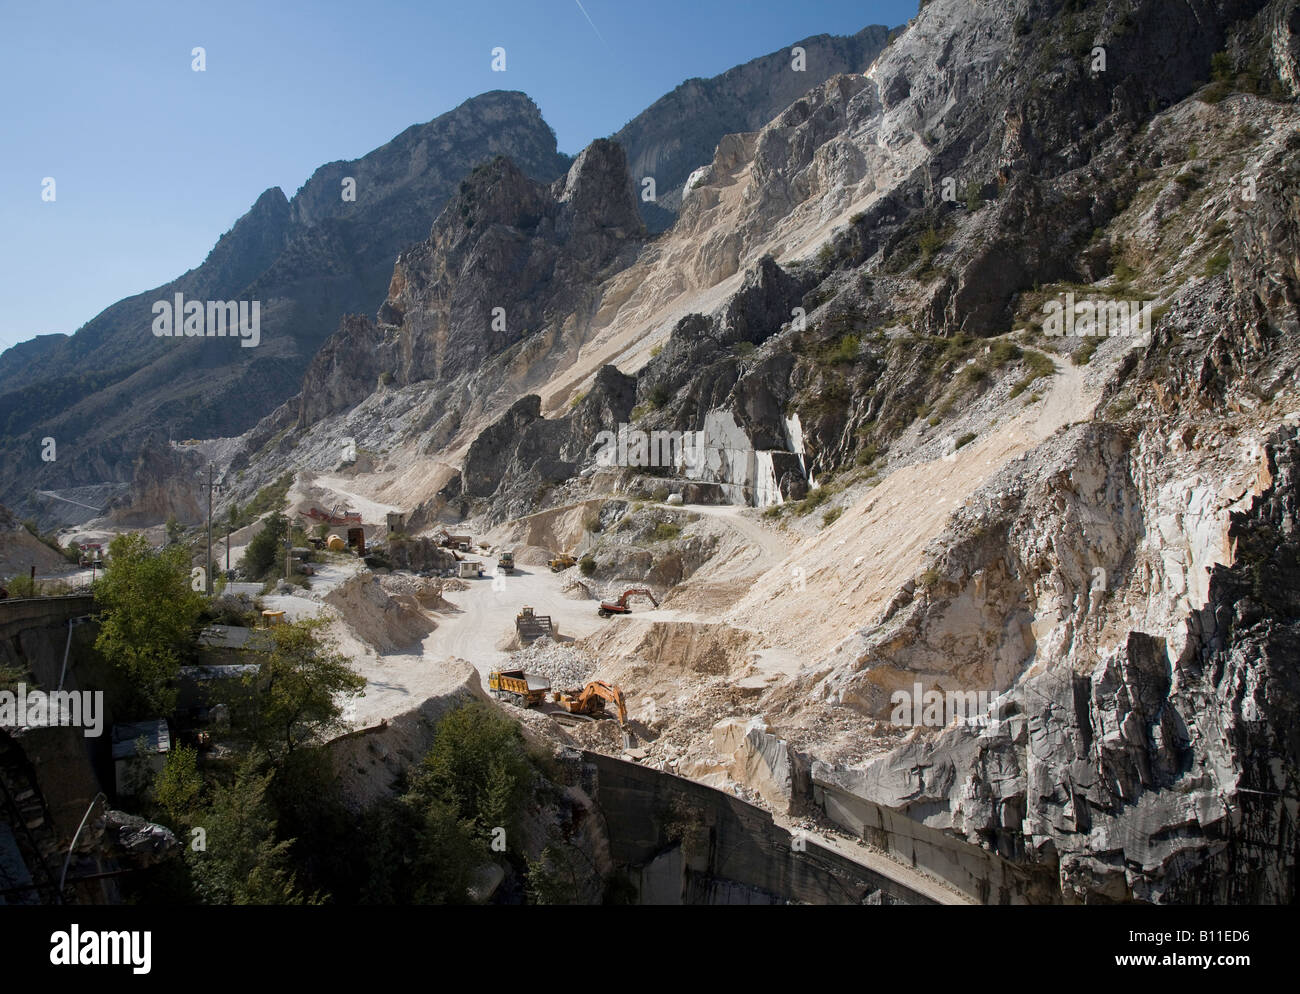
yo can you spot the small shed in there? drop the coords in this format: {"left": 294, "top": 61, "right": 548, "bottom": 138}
{"left": 112, "top": 720, "right": 171, "bottom": 797}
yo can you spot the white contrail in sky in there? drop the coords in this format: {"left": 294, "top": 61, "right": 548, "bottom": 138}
{"left": 573, "top": 0, "right": 608, "bottom": 47}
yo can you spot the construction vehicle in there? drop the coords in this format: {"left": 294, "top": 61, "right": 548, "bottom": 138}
{"left": 515, "top": 606, "right": 555, "bottom": 642}
{"left": 301, "top": 505, "right": 362, "bottom": 526}
{"left": 553, "top": 680, "right": 628, "bottom": 726}
{"left": 597, "top": 588, "right": 659, "bottom": 618}
{"left": 549, "top": 552, "right": 577, "bottom": 573}
{"left": 498, "top": 550, "right": 515, "bottom": 573}
{"left": 488, "top": 669, "right": 551, "bottom": 707}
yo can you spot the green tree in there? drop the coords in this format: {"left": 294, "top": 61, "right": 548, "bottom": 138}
{"left": 186, "top": 754, "right": 310, "bottom": 905}
{"left": 409, "top": 701, "right": 534, "bottom": 834}
{"left": 164, "top": 514, "right": 184, "bottom": 546}
{"left": 154, "top": 743, "right": 202, "bottom": 823}
{"left": 528, "top": 843, "right": 583, "bottom": 905}
{"left": 240, "top": 509, "right": 288, "bottom": 580}
{"left": 247, "top": 618, "right": 365, "bottom": 757}
{"left": 361, "top": 791, "right": 485, "bottom": 904}
{"left": 0, "top": 660, "right": 25, "bottom": 694}
{"left": 355, "top": 702, "right": 542, "bottom": 904}
{"left": 94, "top": 533, "right": 205, "bottom": 715}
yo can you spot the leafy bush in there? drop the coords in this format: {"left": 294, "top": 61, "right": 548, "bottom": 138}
{"left": 1108, "top": 395, "right": 1137, "bottom": 418}
{"left": 822, "top": 507, "right": 843, "bottom": 527}
{"left": 241, "top": 510, "right": 289, "bottom": 580}
{"left": 231, "top": 473, "right": 293, "bottom": 530}
{"left": 653, "top": 522, "right": 681, "bottom": 542}
{"left": 204, "top": 593, "right": 259, "bottom": 628}
{"left": 579, "top": 555, "right": 596, "bottom": 577}
{"left": 1210, "top": 51, "right": 1233, "bottom": 82}
{"left": 989, "top": 340, "right": 1023, "bottom": 365}
{"left": 1010, "top": 350, "right": 1056, "bottom": 398}
{"left": 6, "top": 573, "right": 37, "bottom": 597}
{"left": 1204, "top": 250, "right": 1231, "bottom": 277}
{"left": 154, "top": 744, "right": 203, "bottom": 823}
{"left": 917, "top": 227, "right": 945, "bottom": 265}
{"left": 794, "top": 487, "right": 833, "bottom": 516}
{"left": 1072, "top": 336, "right": 1102, "bottom": 366}
{"left": 955, "top": 432, "right": 977, "bottom": 450}
{"left": 831, "top": 334, "right": 860, "bottom": 365}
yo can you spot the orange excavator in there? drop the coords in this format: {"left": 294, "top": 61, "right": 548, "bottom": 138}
{"left": 597, "top": 588, "right": 658, "bottom": 618}
{"left": 553, "top": 680, "right": 628, "bottom": 725}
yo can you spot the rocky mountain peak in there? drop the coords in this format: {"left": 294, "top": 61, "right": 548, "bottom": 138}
{"left": 298, "top": 135, "right": 646, "bottom": 424}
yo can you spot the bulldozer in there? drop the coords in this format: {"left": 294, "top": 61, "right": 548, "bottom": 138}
{"left": 552, "top": 680, "right": 627, "bottom": 725}
{"left": 515, "top": 606, "right": 555, "bottom": 642}
{"left": 549, "top": 552, "right": 577, "bottom": 573}
{"left": 597, "top": 588, "right": 659, "bottom": 618}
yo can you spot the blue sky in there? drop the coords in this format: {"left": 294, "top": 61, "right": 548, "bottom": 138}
{"left": 0, "top": 0, "right": 916, "bottom": 353}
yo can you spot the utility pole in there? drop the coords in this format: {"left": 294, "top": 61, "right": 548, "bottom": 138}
{"left": 200, "top": 464, "right": 224, "bottom": 596}
{"left": 206, "top": 464, "right": 214, "bottom": 595}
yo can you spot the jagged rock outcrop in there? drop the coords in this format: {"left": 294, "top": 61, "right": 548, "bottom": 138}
{"left": 462, "top": 395, "right": 547, "bottom": 499}
{"left": 108, "top": 436, "right": 205, "bottom": 527}
{"left": 299, "top": 141, "right": 643, "bottom": 425}
{"left": 815, "top": 427, "right": 1300, "bottom": 903}
{"left": 458, "top": 364, "right": 638, "bottom": 518}
{"left": 613, "top": 26, "right": 891, "bottom": 230}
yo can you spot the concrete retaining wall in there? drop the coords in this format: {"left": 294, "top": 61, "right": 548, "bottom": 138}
{"left": 585, "top": 751, "right": 937, "bottom": 905}
{"left": 811, "top": 768, "right": 1054, "bottom": 904}
{"left": 0, "top": 596, "right": 95, "bottom": 643}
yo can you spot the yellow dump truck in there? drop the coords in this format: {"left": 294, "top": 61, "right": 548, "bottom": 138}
{"left": 488, "top": 669, "right": 551, "bottom": 708}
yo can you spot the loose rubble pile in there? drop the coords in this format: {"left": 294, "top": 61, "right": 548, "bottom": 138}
{"left": 560, "top": 578, "right": 591, "bottom": 599}
{"left": 323, "top": 571, "right": 436, "bottom": 653}
{"left": 510, "top": 636, "right": 596, "bottom": 690}
{"left": 377, "top": 573, "right": 446, "bottom": 607}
